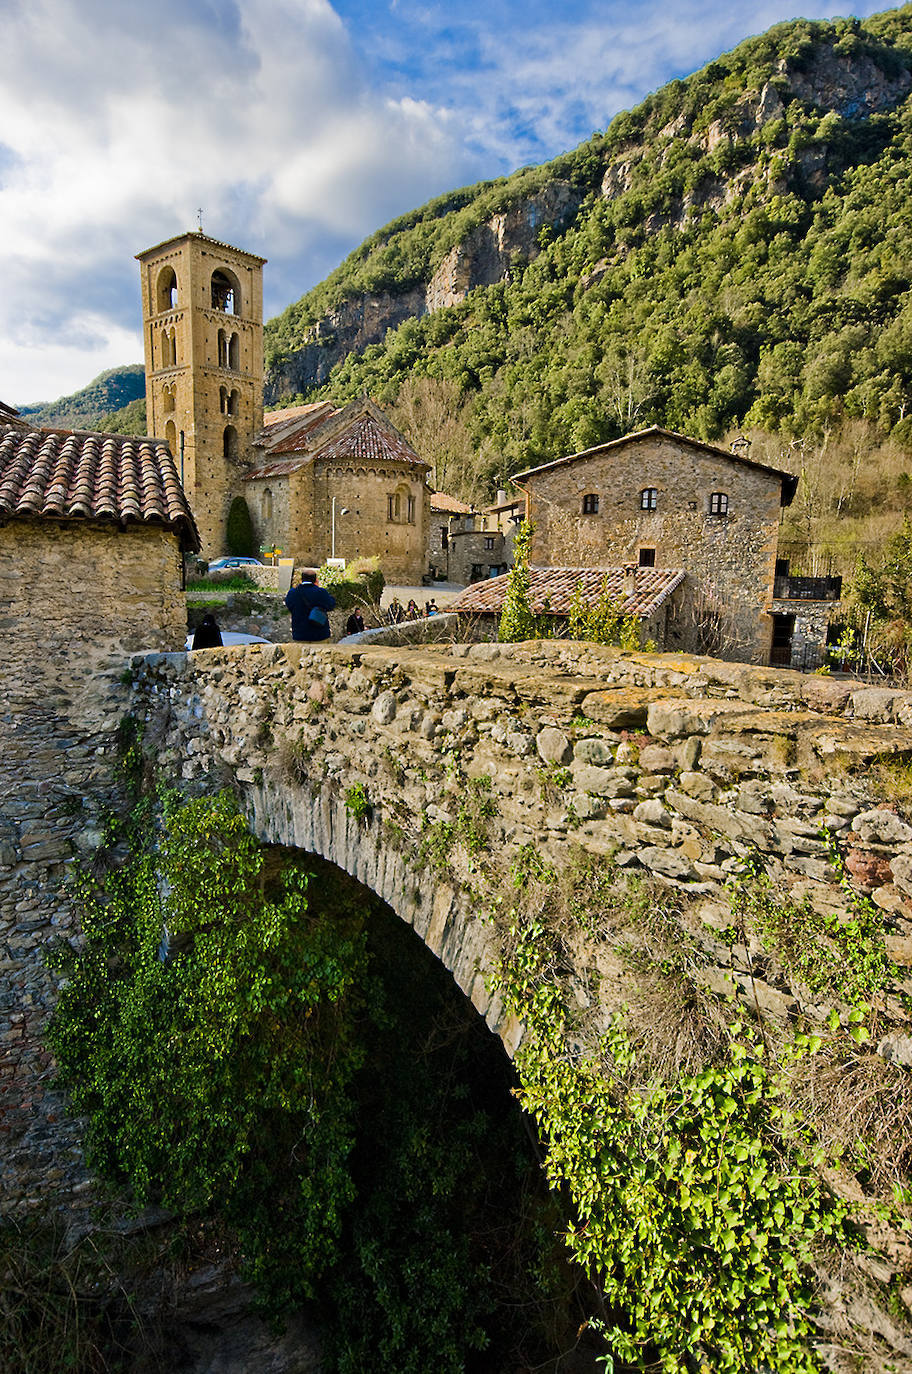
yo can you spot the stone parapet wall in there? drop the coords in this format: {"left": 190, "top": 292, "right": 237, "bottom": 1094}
{"left": 129, "top": 640, "right": 912, "bottom": 1051}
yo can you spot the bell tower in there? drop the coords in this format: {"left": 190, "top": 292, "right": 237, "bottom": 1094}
{"left": 136, "top": 231, "right": 267, "bottom": 556}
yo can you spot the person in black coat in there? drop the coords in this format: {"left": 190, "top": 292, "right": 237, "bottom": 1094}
{"left": 345, "top": 609, "right": 365, "bottom": 636}
{"left": 284, "top": 570, "right": 336, "bottom": 642}
{"left": 191, "top": 613, "right": 223, "bottom": 649}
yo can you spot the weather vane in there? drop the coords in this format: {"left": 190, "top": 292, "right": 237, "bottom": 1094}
{"left": 197, "top": 208, "right": 204, "bottom": 232}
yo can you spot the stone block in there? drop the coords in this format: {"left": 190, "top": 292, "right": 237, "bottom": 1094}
{"left": 890, "top": 853, "right": 912, "bottom": 897}
{"left": 638, "top": 744, "right": 674, "bottom": 773}
{"left": 678, "top": 771, "right": 717, "bottom": 802}
{"left": 638, "top": 845, "right": 697, "bottom": 880}
{"left": 371, "top": 691, "right": 398, "bottom": 725}
{"left": 850, "top": 688, "right": 897, "bottom": 722}
{"left": 536, "top": 727, "right": 572, "bottom": 765}
{"left": 851, "top": 808, "right": 912, "bottom": 846}
{"left": 573, "top": 738, "right": 614, "bottom": 766}
{"left": 633, "top": 800, "right": 671, "bottom": 828}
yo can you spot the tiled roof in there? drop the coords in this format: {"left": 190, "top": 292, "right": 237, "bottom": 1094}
{"left": 245, "top": 398, "right": 429, "bottom": 480}
{"left": 452, "top": 566, "right": 686, "bottom": 617}
{"left": 431, "top": 492, "right": 474, "bottom": 514}
{"left": 261, "top": 401, "right": 335, "bottom": 431}
{"left": 136, "top": 230, "right": 267, "bottom": 266}
{"left": 0, "top": 424, "right": 200, "bottom": 550}
{"left": 511, "top": 426, "right": 798, "bottom": 506}
{"left": 312, "top": 410, "right": 428, "bottom": 468}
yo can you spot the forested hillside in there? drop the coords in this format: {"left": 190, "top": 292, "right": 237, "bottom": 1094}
{"left": 20, "top": 365, "right": 146, "bottom": 431}
{"left": 265, "top": 5, "right": 912, "bottom": 565}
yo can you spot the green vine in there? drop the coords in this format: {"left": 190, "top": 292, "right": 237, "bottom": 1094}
{"left": 488, "top": 851, "right": 867, "bottom": 1373}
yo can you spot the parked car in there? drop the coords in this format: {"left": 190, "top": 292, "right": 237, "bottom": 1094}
{"left": 207, "top": 556, "right": 264, "bottom": 571}
{"left": 185, "top": 631, "right": 271, "bottom": 651}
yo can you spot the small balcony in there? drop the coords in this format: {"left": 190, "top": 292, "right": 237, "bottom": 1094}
{"left": 772, "top": 574, "right": 842, "bottom": 602}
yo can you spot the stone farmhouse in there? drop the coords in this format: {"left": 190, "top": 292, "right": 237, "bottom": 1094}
{"left": 510, "top": 426, "right": 802, "bottom": 664}
{"left": 243, "top": 397, "right": 430, "bottom": 583}
{"left": 137, "top": 230, "right": 431, "bottom": 580}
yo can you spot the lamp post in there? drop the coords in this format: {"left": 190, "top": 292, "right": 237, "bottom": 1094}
{"left": 331, "top": 497, "right": 350, "bottom": 560}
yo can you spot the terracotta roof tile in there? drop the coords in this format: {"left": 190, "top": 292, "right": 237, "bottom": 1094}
{"left": 431, "top": 491, "right": 474, "bottom": 514}
{"left": 311, "top": 411, "right": 427, "bottom": 468}
{"left": 453, "top": 566, "right": 686, "bottom": 617}
{"left": 245, "top": 402, "right": 429, "bottom": 480}
{"left": 0, "top": 424, "right": 199, "bottom": 549}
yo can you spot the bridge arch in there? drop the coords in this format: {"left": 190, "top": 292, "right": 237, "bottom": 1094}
{"left": 244, "top": 774, "right": 517, "bottom": 1051}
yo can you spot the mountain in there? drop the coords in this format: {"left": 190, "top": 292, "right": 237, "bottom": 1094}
{"left": 263, "top": 5, "right": 912, "bottom": 546}
{"left": 20, "top": 365, "right": 147, "bottom": 431}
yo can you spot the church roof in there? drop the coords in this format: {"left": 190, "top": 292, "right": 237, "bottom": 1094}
{"left": 136, "top": 230, "right": 267, "bottom": 266}
{"left": 245, "top": 398, "right": 429, "bottom": 480}
{"left": 0, "top": 424, "right": 200, "bottom": 550}
{"left": 452, "top": 566, "right": 686, "bottom": 618}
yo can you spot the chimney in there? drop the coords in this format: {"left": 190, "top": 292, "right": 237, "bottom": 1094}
{"left": 623, "top": 562, "right": 638, "bottom": 599}
{"left": 730, "top": 434, "right": 751, "bottom": 457}
{"left": 496, "top": 488, "right": 508, "bottom": 506}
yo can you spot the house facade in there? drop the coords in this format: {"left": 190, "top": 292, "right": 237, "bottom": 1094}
{"left": 511, "top": 427, "right": 798, "bottom": 663}
{"left": 243, "top": 397, "right": 431, "bottom": 582}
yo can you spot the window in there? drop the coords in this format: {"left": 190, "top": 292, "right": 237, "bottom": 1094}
{"left": 156, "top": 266, "right": 178, "bottom": 313}
{"left": 262, "top": 487, "right": 273, "bottom": 521}
{"left": 441, "top": 526, "right": 449, "bottom": 549}
{"left": 163, "top": 384, "right": 175, "bottom": 413}
{"left": 709, "top": 492, "right": 729, "bottom": 515}
{"left": 582, "top": 493, "right": 599, "bottom": 514}
{"left": 217, "top": 329, "right": 228, "bottom": 368}
{"left": 161, "top": 327, "right": 176, "bottom": 368}
{"left": 638, "top": 548, "right": 656, "bottom": 567}
{"left": 407, "top": 495, "right": 415, "bottom": 523}
{"left": 484, "top": 536, "right": 494, "bottom": 550}
{"left": 211, "top": 269, "right": 240, "bottom": 315}
{"left": 387, "top": 493, "right": 400, "bottom": 522}
{"left": 164, "top": 420, "right": 177, "bottom": 454}
{"left": 228, "top": 333, "right": 239, "bottom": 370}
{"left": 471, "top": 564, "right": 484, "bottom": 582}
{"left": 223, "top": 425, "right": 239, "bottom": 462}
{"left": 640, "top": 488, "right": 658, "bottom": 510}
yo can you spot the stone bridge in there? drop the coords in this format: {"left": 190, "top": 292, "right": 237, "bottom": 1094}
{"left": 129, "top": 638, "right": 912, "bottom": 1056}
{"left": 7, "top": 635, "right": 912, "bottom": 1361}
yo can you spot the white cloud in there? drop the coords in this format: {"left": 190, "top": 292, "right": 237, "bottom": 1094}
{"left": 0, "top": 0, "right": 473, "bottom": 403}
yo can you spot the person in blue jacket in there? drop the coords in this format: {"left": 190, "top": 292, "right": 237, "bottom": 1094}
{"left": 284, "top": 569, "right": 336, "bottom": 642}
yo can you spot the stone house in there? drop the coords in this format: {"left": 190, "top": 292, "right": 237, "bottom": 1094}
{"left": 453, "top": 565, "right": 687, "bottom": 647}
{"left": 242, "top": 396, "right": 431, "bottom": 583}
{"left": 436, "top": 491, "right": 525, "bottom": 586}
{"left": 0, "top": 421, "right": 198, "bottom": 1207}
{"left": 511, "top": 427, "right": 798, "bottom": 663}
{"left": 427, "top": 491, "right": 473, "bottom": 580}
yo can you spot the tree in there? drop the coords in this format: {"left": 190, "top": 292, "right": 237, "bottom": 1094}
{"left": 498, "top": 521, "right": 539, "bottom": 642}
{"left": 226, "top": 496, "right": 255, "bottom": 555}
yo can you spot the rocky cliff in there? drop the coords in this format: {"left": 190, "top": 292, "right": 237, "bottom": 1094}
{"left": 264, "top": 10, "right": 912, "bottom": 418}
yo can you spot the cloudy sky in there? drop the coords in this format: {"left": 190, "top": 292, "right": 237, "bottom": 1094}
{"left": 2, "top": 0, "right": 890, "bottom": 406}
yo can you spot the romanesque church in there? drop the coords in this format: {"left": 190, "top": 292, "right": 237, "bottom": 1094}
{"left": 136, "top": 231, "right": 430, "bottom": 579}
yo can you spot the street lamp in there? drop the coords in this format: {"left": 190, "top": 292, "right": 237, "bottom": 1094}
{"left": 331, "top": 496, "right": 350, "bottom": 560}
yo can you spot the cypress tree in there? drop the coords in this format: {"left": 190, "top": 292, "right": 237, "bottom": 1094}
{"left": 226, "top": 496, "right": 255, "bottom": 556}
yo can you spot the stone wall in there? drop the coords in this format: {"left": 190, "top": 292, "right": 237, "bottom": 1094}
{"left": 127, "top": 639, "right": 912, "bottom": 1060}
{"left": 0, "top": 519, "right": 186, "bottom": 1210}
{"left": 519, "top": 433, "right": 785, "bottom": 662}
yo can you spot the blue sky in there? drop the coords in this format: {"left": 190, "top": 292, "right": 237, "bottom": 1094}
{"left": 0, "top": 0, "right": 892, "bottom": 404}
